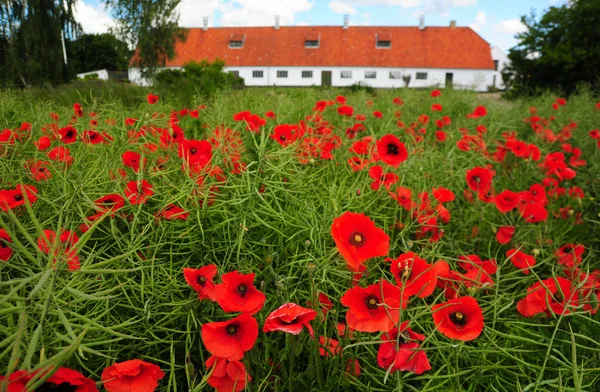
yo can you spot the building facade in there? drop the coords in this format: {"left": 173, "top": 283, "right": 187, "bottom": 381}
{"left": 129, "top": 20, "right": 497, "bottom": 91}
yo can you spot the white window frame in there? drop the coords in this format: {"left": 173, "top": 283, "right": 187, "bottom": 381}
{"left": 416, "top": 72, "right": 428, "bottom": 80}
{"left": 228, "top": 40, "right": 244, "bottom": 49}
{"left": 340, "top": 71, "right": 353, "bottom": 79}
{"left": 252, "top": 70, "right": 264, "bottom": 78}
{"left": 305, "top": 40, "right": 319, "bottom": 48}
{"left": 301, "top": 70, "right": 313, "bottom": 78}
{"left": 389, "top": 71, "right": 402, "bottom": 79}
{"left": 230, "top": 70, "right": 240, "bottom": 77}
{"left": 365, "top": 71, "right": 376, "bottom": 79}
{"left": 277, "top": 70, "right": 288, "bottom": 78}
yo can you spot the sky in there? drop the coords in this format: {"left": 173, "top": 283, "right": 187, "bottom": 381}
{"left": 74, "top": 0, "right": 566, "bottom": 52}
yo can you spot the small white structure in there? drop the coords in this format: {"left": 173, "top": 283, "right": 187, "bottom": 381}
{"left": 77, "top": 69, "right": 109, "bottom": 80}
{"left": 129, "top": 18, "right": 498, "bottom": 91}
{"left": 491, "top": 46, "right": 510, "bottom": 90}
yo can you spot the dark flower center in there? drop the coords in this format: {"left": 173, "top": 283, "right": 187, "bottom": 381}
{"left": 554, "top": 292, "right": 564, "bottom": 302}
{"left": 365, "top": 295, "right": 379, "bottom": 310}
{"left": 190, "top": 148, "right": 197, "bottom": 154}
{"left": 280, "top": 135, "right": 286, "bottom": 141}
{"left": 14, "top": 194, "right": 23, "bottom": 201}
{"left": 563, "top": 246, "right": 572, "bottom": 253}
{"left": 227, "top": 324, "right": 237, "bottom": 335}
{"left": 65, "top": 130, "right": 74, "bottom": 138}
{"left": 237, "top": 284, "right": 248, "bottom": 297}
{"left": 197, "top": 276, "right": 207, "bottom": 286}
{"left": 36, "top": 382, "right": 77, "bottom": 392}
{"left": 450, "top": 311, "right": 467, "bottom": 326}
{"left": 387, "top": 143, "right": 399, "bottom": 155}
{"left": 39, "top": 167, "right": 46, "bottom": 172}
{"left": 380, "top": 175, "right": 386, "bottom": 182}
{"left": 473, "top": 176, "right": 480, "bottom": 183}
{"left": 0, "top": 241, "right": 6, "bottom": 248}
{"left": 349, "top": 232, "right": 365, "bottom": 247}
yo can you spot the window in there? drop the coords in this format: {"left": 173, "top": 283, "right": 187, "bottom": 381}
{"left": 416, "top": 72, "right": 428, "bottom": 80}
{"left": 230, "top": 70, "right": 240, "bottom": 77}
{"left": 229, "top": 33, "right": 245, "bottom": 48}
{"left": 301, "top": 70, "right": 313, "bottom": 78}
{"left": 341, "top": 71, "right": 352, "bottom": 79}
{"left": 229, "top": 41, "right": 243, "bottom": 48}
{"left": 365, "top": 71, "right": 376, "bottom": 79}
{"left": 277, "top": 70, "right": 288, "bottom": 78}
{"left": 253, "top": 70, "right": 264, "bottom": 78}
{"left": 389, "top": 71, "right": 402, "bottom": 79}
{"left": 493, "top": 60, "right": 499, "bottom": 71}
{"left": 305, "top": 40, "right": 319, "bottom": 48}
{"left": 376, "top": 32, "right": 392, "bottom": 48}
{"left": 377, "top": 40, "right": 391, "bottom": 48}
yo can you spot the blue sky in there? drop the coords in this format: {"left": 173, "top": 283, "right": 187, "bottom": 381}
{"left": 76, "top": 0, "right": 565, "bottom": 51}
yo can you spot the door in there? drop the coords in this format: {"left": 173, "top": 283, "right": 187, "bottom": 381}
{"left": 445, "top": 73, "right": 453, "bottom": 88}
{"left": 321, "top": 71, "right": 332, "bottom": 87}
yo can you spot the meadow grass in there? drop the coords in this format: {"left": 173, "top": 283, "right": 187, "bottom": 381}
{"left": 0, "top": 86, "right": 599, "bottom": 391}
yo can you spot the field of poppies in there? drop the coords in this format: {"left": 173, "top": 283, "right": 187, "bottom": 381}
{"left": 0, "top": 86, "right": 599, "bottom": 392}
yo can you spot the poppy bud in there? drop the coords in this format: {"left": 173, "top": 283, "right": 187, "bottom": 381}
{"left": 356, "top": 188, "right": 361, "bottom": 196}
{"left": 532, "top": 249, "right": 540, "bottom": 256}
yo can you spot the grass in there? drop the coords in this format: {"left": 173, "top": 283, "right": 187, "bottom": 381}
{"left": 0, "top": 86, "right": 599, "bottom": 391}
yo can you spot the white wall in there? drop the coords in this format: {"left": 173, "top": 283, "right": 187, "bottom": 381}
{"left": 129, "top": 66, "right": 495, "bottom": 92}
{"left": 491, "top": 46, "right": 509, "bottom": 90}
{"left": 77, "top": 69, "right": 109, "bottom": 80}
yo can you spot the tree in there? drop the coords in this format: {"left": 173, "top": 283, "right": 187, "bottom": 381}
{"left": 503, "top": 0, "right": 600, "bottom": 96}
{"left": 0, "top": 0, "right": 80, "bottom": 86}
{"left": 105, "top": 0, "right": 186, "bottom": 78}
{"left": 68, "top": 33, "right": 131, "bottom": 74}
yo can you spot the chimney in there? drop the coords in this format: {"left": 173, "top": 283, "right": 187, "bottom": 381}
{"left": 274, "top": 15, "right": 280, "bottom": 30}
{"left": 419, "top": 14, "right": 425, "bottom": 30}
{"left": 343, "top": 14, "right": 349, "bottom": 29}
{"left": 202, "top": 17, "right": 208, "bottom": 31}
{"left": 450, "top": 20, "right": 456, "bottom": 28}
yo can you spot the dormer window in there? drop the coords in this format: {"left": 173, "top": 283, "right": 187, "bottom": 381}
{"left": 305, "top": 32, "right": 320, "bottom": 48}
{"left": 229, "top": 33, "right": 245, "bottom": 48}
{"left": 376, "top": 32, "right": 391, "bottom": 48}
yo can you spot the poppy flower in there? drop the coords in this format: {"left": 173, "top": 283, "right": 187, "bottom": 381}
{"left": 147, "top": 93, "right": 159, "bottom": 104}
{"left": 389, "top": 186, "right": 415, "bottom": 211}
{"left": 517, "top": 277, "right": 579, "bottom": 317}
{"left": 458, "top": 254, "right": 497, "bottom": 276}
{"left": 124, "top": 180, "right": 154, "bottom": 205}
{"left": 494, "top": 190, "right": 520, "bottom": 213}
{"left": 318, "top": 336, "right": 341, "bottom": 357}
{"left": 431, "top": 296, "right": 484, "bottom": 341}
{"left": 183, "top": 264, "right": 218, "bottom": 300}
{"left": 263, "top": 302, "right": 317, "bottom": 338}
{"left": 95, "top": 194, "right": 125, "bottom": 214}
{"left": 25, "top": 160, "right": 52, "bottom": 181}
{"left": 555, "top": 244, "right": 585, "bottom": 268}
{"left": 331, "top": 212, "right": 390, "bottom": 271}
{"left": 496, "top": 226, "right": 515, "bottom": 245}
{"left": 0, "top": 367, "right": 98, "bottom": 392}
{"left": 465, "top": 166, "right": 493, "bottom": 193}
{"left": 214, "top": 271, "right": 266, "bottom": 315}
{"left": 122, "top": 151, "right": 144, "bottom": 173}
{"left": 0, "top": 184, "right": 38, "bottom": 212}
{"left": 387, "top": 252, "right": 449, "bottom": 298}
{"left": 377, "top": 321, "right": 431, "bottom": 375}
{"left": 340, "top": 280, "right": 404, "bottom": 333}
{"left": 156, "top": 204, "right": 189, "bottom": 220}
{"left": 466, "top": 105, "right": 487, "bottom": 119}
{"left": 373, "top": 111, "right": 383, "bottom": 118}
{"left": 101, "top": 359, "right": 165, "bottom": 392}
{"left": 271, "top": 124, "right": 302, "bottom": 147}
{"left": 368, "top": 166, "right": 398, "bottom": 191}
{"left": 201, "top": 313, "right": 259, "bottom": 361}
{"left": 337, "top": 105, "right": 354, "bottom": 117}
{"left": 0, "top": 229, "right": 13, "bottom": 262}
{"left": 506, "top": 249, "right": 536, "bottom": 274}
{"left": 178, "top": 139, "right": 213, "bottom": 167}
{"left": 431, "top": 104, "right": 443, "bottom": 112}
{"left": 432, "top": 187, "right": 455, "bottom": 203}
{"left": 519, "top": 203, "right": 548, "bottom": 223}
{"left": 82, "top": 130, "right": 104, "bottom": 145}
{"left": 205, "top": 356, "right": 251, "bottom": 392}
{"left": 125, "top": 117, "right": 137, "bottom": 127}
{"left": 58, "top": 125, "right": 78, "bottom": 144}
{"left": 35, "top": 135, "right": 52, "bottom": 150}
{"left": 376, "top": 134, "right": 408, "bottom": 168}
{"left": 431, "top": 89, "right": 441, "bottom": 97}
{"left": 48, "top": 146, "right": 74, "bottom": 165}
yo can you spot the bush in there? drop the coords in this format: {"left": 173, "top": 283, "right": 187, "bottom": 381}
{"left": 154, "top": 59, "right": 244, "bottom": 104}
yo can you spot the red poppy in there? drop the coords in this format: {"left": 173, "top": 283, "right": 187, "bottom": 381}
{"left": 466, "top": 105, "right": 487, "bottom": 119}
{"left": 58, "top": 125, "right": 78, "bottom": 144}
{"left": 496, "top": 226, "right": 515, "bottom": 244}
{"left": 368, "top": 165, "right": 398, "bottom": 191}
{"left": 431, "top": 296, "right": 484, "bottom": 341}
{"left": 183, "top": 264, "right": 218, "bottom": 300}
{"left": 178, "top": 139, "right": 213, "bottom": 167}
{"left": 82, "top": 130, "right": 104, "bottom": 145}
{"left": 263, "top": 302, "right": 317, "bottom": 338}
{"left": 330, "top": 212, "right": 390, "bottom": 271}
{"left": 35, "top": 135, "right": 52, "bottom": 150}
{"left": 0, "top": 367, "right": 98, "bottom": 392}
{"left": 95, "top": 194, "right": 125, "bottom": 214}
{"left": 340, "top": 280, "right": 404, "bottom": 333}
{"left": 125, "top": 117, "right": 137, "bottom": 127}
{"left": 389, "top": 186, "right": 415, "bottom": 211}
{"left": 25, "top": 160, "right": 52, "bottom": 181}
{"left": 387, "top": 252, "right": 449, "bottom": 298}
{"left": 48, "top": 146, "right": 74, "bottom": 165}
{"left": 0, "top": 229, "right": 13, "bottom": 262}
{"left": 205, "top": 356, "right": 251, "bottom": 392}
{"left": 337, "top": 105, "right": 354, "bottom": 117}
{"left": 147, "top": 93, "right": 159, "bottom": 104}
{"left": 517, "top": 277, "right": 579, "bottom": 317}
{"left": 124, "top": 180, "right": 154, "bottom": 205}
{"left": 431, "top": 89, "right": 441, "bottom": 97}
{"left": 201, "top": 313, "right": 259, "bottom": 360}
{"left": 373, "top": 110, "right": 383, "bottom": 118}
{"left": 318, "top": 336, "right": 341, "bottom": 357}
{"left": 458, "top": 254, "right": 497, "bottom": 276}
{"left": 156, "top": 204, "right": 189, "bottom": 220}
{"left": 555, "top": 244, "right": 585, "bottom": 268}
{"left": 506, "top": 249, "right": 536, "bottom": 274}
{"left": 494, "top": 190, "right": 520, "bottom": 213}
{"left": 122, "top": 151, "right": 144, "bottom": 173}
{"left": 0, "top": 184, "right": 38, "bottom": 212}
{"left": 376, "top": 134, "right": 408, "bottom": 168}
{"left": 73, "top": 102, "right": 84, "bottom": 117}
{"left": 431, "top": 104, "right": 443, "bottom": 112}
{"left": 519, "top": 203, "right": 548, "bottom": 223}
{"left": 315, "top": 292, "right": 334, "bottom": 315}
{"left": 102, "top": 359, "right": 165, "bottom": 392}
{"left": 214, "top": 271, "right": 266, "bottom": 314}
{"left": 465, "top": 166, "right": 493, "bottom": 193}
{"left": 432, "top": 187, "right": 455, "bottom": 203}
{"left": 271, "top": 124, "right": 302, "bottom": 146}
{"left": 377, "top": 321, "right": 431, "bottom": 375}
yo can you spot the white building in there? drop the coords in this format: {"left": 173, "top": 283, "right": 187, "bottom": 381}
{"left": 491, "top": 46, "right": 510, "bottom": 90}
{"left": 129, "top": 17, "right": 497, "bottom": 91}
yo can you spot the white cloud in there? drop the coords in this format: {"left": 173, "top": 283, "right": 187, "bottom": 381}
{"left": 331, "top": 0, "right": 422, "bottom": 7}
{"left": 74, "top": 0, "right": 114, "bottom": 34}
{"left": 217, "top": 0, "right": 314, "bottom": 27}
{"left": 469, "top": 10, "right": 486, "bottom": 31}
{"left": 176, "top": 0, "right": 221, "bottom": 27}
{"left": 329, "top": 1, "right": 357, "bottom": 15}
{"left": 296, "top": 21, "right": 310, "bottom": 26}
{"left": 493, "top": 19, "right": 527, "bottom": 35}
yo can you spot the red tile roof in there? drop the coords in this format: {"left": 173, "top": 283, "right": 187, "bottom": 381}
{"left": 138, "top": 26, "right": 494, "bottom": 70}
